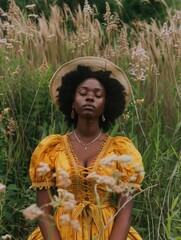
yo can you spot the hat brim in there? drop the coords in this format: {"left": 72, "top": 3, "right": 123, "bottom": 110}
{"left": 49, "top": 56, "right": 131, "bottom": 106}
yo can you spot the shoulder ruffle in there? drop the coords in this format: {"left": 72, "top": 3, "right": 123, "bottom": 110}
{"left": 113, "top": 136, "right": 144, "bottom": 189}
{"left": 29, "top": 134, "right": 64, "bottom": 189}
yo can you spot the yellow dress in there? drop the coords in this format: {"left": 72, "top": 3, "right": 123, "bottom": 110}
{"left": 28, "top": 133, "right": 144, "bottom": 240}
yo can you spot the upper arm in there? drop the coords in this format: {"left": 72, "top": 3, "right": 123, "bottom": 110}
{"left": 36, "top": 188, "right": 53, "bottom": 215}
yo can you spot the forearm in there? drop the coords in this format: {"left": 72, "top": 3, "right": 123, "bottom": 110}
{"left": 38, "top": 214, "right": 62, "bottom": 240}
{"left": 109, "top": 212, "right": 131, "bottom": 240}
{"left": 109, "top": 197, "right": 133, "bottom": 240}
{"left": 36, "top": 188, "right": 62, "bottom": 240}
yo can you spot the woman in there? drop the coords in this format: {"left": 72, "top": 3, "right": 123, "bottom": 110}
{"left": 28, "top": 57, "right": 144, "bottom": 240}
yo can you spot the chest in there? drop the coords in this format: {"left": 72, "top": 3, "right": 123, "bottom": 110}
{"left": 71, "top": 139, "right": 104, "bottom": 168}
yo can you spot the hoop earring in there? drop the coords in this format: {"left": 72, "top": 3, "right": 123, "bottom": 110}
{"left": 102, "top": 114, "right": 106, "bottom": 122}
{"left": 71, "top": 108, "right": 75, "bottom": 119}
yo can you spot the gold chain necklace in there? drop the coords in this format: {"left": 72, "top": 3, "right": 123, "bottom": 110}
{"left": 73, "top": 130, "right": 102, "bottom": 150}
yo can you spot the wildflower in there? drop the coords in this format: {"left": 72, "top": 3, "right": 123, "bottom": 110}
{"left": 129, "top": 42, "right": 149, "bottom": 82}
{"left": 96, "top": 176, "right": 116, "bottom": 186}
{"left": 160, "top": 23, "right": 175, "bottom": 42}
{"left": 37, "top": 162, "right": 51, "bottom": 176}
{"left": 56, "top": 167, "right": 72, "bottom": 188}
{"left": 28, "top": 14, "right": 39, "bottom": 19}
{"left": 134, "top": 165, "right": 144, "bottom": 172}
{"left": 38, "top": 57, "right": 48, "bottom": 74}
{"left": 60, "top": 214, "right": 70, "bottom": 224}
{"left": 25, "top": 4, "right": 36, "bottom": 10}
{"left": 119, "top": 28, "right": 129, "bottom": 55}
{"left": 51, "top": 189, "right": 76, "bottom": 210}
{"left": 129, "top": 175, "right": 137, "bottom": 182}
{"left": 18, "top": 47, "right": 24, "bottom": 53}
{"left": 59, "top": 211, "right": 81, "bottom": 231}
{"left": 6, "top": 117, "right": 16, "bottom": 135}
{"left": 151, "top": 64, "right": 160, "bottom": 76}
{"left": 5, "top": 56, "right": 9, "bottom": 62}
{"left": 111, "top": 185, "right": 125, "bottom": 193}
{"left": 47, "top": 34, "right": 56, "bottom": 42}
{"left": 136, "top": 99, "right": 144, "bottom": 104}
{"left": 0, "top": 183, "right": 6, "bottom": 193}
{"left": 1, "top": 13, "right": 8, "bottom": 17}
{"left": 138, "top": 171, "right": 145, "bottom": 178}
{"left": 107, "top": 23, "right": 118, "bottom": 32}
{"left": 59, "top": 189, "right": 76, "bottom": 210}
{"left": 86, "top": 172, "right": 99, "bottom": 180}
{"left": 100, "top": 155, "right": 117, "bottom": 166}
{"left": 23, "top": 204, "right": 44, "bottom": 220}
{"left": 115, "top": 0, "right": 123, "bottom": 8}
{"left": 2, "top": 108, "right": 10, "bottom": 115}
{"left": 172, "top": 10, "right": 181, "bottom": 22}
{"left": 100, "top": 154, "right": 133, "bottom": 167}
{"left": 70, "top": 219, "right": 81, "bottom": 232}
{"left": 134, "top": 165, "right": 145, "bottom": 178}
{"left": 116, "top": 155, "right": 133, "bottom": 164}
{"left": 2, "top": 234, "right": 12, "bottom": 240}
{"left": 83, "top": 0, "right": 93, "bottom": 16}
{"left": 0, "top": 38, "right": 7, "bottom": 44}
{"left": 6, "top": 43, "right": 13, "bottom": 49}
{"left": 131, "top": 42, "right": 149, "bottom": 62}
{"left": 87, "top": 172, "right": 116, "bottom": 186}
{"left": 103, "top": 2, "right": 111, "bottom": 22}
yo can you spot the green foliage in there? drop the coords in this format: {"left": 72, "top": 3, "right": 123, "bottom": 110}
{"left": 1, "top": 0, "right": 180, "bottom": 24}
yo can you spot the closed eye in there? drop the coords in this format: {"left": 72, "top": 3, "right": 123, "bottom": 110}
{"left": 79, "top": 90, "right": 87, "bottom": 96}
{"left": 94, "top": 90, "right": 103, "bottom": 98}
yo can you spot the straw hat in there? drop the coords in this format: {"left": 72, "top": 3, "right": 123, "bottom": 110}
{"left": 49, "top": 56, "right": 131, "bottom": 106}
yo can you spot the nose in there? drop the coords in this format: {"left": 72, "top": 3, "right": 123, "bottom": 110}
{"left": 86, "top": 91, "right": 94, "bottom": 101}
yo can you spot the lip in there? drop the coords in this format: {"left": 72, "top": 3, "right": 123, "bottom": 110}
{"left": 82, "top": 104, "right": 95, "bottom": 109}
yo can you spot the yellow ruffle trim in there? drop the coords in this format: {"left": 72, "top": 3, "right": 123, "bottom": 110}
{"left": 30, "top": 181, "right": 55, "bottom": 190}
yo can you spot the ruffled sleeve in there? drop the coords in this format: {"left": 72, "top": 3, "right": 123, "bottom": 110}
{"left": 114, "top": 136, "right": 144, "bottom": 191}
{"left": 29, "top": 134, "right": 62, "bottom": 189}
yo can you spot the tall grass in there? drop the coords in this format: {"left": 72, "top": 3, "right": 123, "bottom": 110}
{"left": 0, "top": 0, "right": 180, "bottom": 239}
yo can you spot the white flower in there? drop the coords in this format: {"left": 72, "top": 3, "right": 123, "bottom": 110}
{"left": 0, "top": 38, "right": 7, "bottom": 44}
{"left": 0, "top": 183, "right": 6, "bottom": 193}
{"left": 111, "top": 185, "right": 125, "bottom": 193}
{"left": 117, "top": 155, "right": 133, "bottom": 164}
{"left": 23, "top": 204, "right": 44, "bottom": 220}
{"left": 56, "top": 168, "right": 72, "bottom": 188}
{"left": 25, "top": 4, "right": 36, "bottom": 10}
{"left": 131, "top": 42, "right": 149, "bottom": 62}
{"left": 58, "top": 189, "right": 76, "bottom": 210}
{"left": 51, "top": 189, "right": 76, "bottom": 210}
{"left": 100, "top": 155, "right": 118, "bottom": 166}
{"left": 139, "top": 171, "right": 145, "bottom": 177}
{"left": 86, "top": 172, "right": 99, "bottom": 180}
{"left": 134, "top": 165, "right": 144, "bottom": 172}
{"left": 129, "top": 175, "right": 137, "bottom": 182}
{"left": 2, "top": 234, "right": 12, "bottom": 240}
{"left": 83, "top": 0, "right": 93, "bottom": 16}
{"left": 37, "top": 162, "right": 51, "bottom": 176}
{"left": 100, "top": 154, "right": 133, "bottom": 167}
{"left": 60, "top": 214, "right": 70, "bottom": 224}
{"left": 28, "top": 14, "right": 38, "bottom": 18}
{"left": 70, "top": 219, "right": 81, "bottom": 232}
{"left": 97, "top": 176, "right": 116, "bottom": 186}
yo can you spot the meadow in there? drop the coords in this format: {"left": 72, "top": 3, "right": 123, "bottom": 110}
{"left": 0, "top": 0, "right": 180, "bottom": 239}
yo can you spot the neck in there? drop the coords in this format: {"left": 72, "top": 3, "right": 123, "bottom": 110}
{"left": 75, "top": 118, "right": 101, "bottom": 137}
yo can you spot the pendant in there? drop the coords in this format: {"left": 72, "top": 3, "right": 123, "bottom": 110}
{"left": 84, "top": 146, "right": 87, "bottom": 150}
